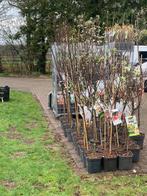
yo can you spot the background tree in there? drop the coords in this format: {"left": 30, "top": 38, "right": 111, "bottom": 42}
{"left": 7, "top": 0, "right": 147, "bottom": 74}
{"left": 8, "top": 0, "right": 84, "bottom": 74}
{"left": 0, "top": 0, "right": 10, "bottom": 73}
{"left": 84, "top": 0, "right": 147, "bottom": 26}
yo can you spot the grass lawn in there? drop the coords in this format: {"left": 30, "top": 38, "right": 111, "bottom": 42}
{"left": 0, "top": 91, "right": 147, "bottom": 196}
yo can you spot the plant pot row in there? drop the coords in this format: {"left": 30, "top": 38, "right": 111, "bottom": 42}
{"left": 79, "top": 148, "right": 139, "bottom": 173}
{"left": 60, "top": 120, "right": 143, "bottom": 174}
{"left": 57, "top": 103, "right": 76, "bottom": 115}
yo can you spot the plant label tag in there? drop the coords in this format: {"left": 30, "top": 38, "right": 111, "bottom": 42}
{"left": 112, "top": 109, "right": 122, "bottom": 126}
{"left": 125, "top": 115, "right": 140, "bottom": 136}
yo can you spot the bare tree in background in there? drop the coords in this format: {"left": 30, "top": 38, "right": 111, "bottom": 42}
{"left": 0, "top": 0, "right": 10, "bottom": 72}
{"left": 0, "top": 1, "right": 8, "bottom": 21}
{"left": 0, "top": 0, "right": 10, "bottom": 37}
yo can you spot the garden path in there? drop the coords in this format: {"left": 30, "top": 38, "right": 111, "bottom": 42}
{"left": 0, "top": 77, "right": 147, "bottom": 174}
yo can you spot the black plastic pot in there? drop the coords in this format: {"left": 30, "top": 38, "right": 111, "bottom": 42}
{"left": 61, "top": 121, "right": 68, "bottom": 129}
{"left": 70, "top": 103, "right": 75, "bottom": 113}
{"left": 77, "top": 144, "right": 81, "bottom": 156}
{"left": 83, "top": 151, "right": 87, "bottom": 168}
{"left": 60, "top": 116, "right": 68, "bottom": 124}
{"left": 103, "top": 156, "right": 117, "bottom": 172}
{"left": 118, "top": 152, "right": 133, "bottom": 170}
{"left": 48, "top": 92, "right": 52, "bottom": 108}
{"left": 86, "top": 157, "right": 102, "bottom": 173}
{"left": 61, "top": 123, "right": 69, "bottom": 138}
{"left": 0, "top": 86, "right": 10, "bottom": 102}
{"left": 63, "top": 128, "right": 67, "bottom": 137}
{"left": 66, "top": 128, "right": 73, "bottom": 142}
{"left": 131, "top": 148, "right": 140, "bottom": 163}
{"left": 5, "top": 86, "right": 10, "bottom": 101}
{"left": 79, "top": 146, "right": 83, "bottom": 161}
{"left": 130, "top": 133, "right": 145, "bottom": 150}
{"left": 71, "top": 132, "right": 76, "bottom": 146}
{"left": 79, "top": 147, "right": 86, "bottom": 164}
{"left": 144, "top": 80, "right": 147, "bottom": 92}
{"left": 73, "top": 138, "right": 79, "bottom": 152}
{"left": 57, "top": 104, "right": 64, "bottom": 114}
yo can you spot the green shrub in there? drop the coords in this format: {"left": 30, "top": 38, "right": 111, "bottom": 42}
{"left": 139, "top": 29, "right": 147, "bottom": 45}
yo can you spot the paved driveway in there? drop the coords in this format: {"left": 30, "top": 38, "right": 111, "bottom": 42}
{"left": 0, "top": 77, "right": 52, "bottom": 113}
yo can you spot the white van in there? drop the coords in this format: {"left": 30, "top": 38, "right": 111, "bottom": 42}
{"left": 130, "top": 45, "right": 147, "bottom": 92}
{"left": 131, "top": 45, "right": 147, "bottom": 65}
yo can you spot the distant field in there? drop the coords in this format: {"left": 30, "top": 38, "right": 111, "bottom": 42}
{"left": 1, "top": 55, "right": 51, "bottom": 74}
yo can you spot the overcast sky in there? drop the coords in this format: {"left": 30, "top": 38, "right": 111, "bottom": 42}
{"left": 0, "top": 2, "right": 23, "bottom": 44}
{"left": 6, "top": 3, "right": 22, "bottom": 26}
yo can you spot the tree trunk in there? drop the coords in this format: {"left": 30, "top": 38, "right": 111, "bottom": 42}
{"left": 0, "top": 55, "right": 3, "bottom": 72}
{"left": 26, "top": 13, "right": 35, "bottom": 73}
{"left": 75, "top": 95, "right": 80, "bottom": 135}
{"left": 37, "top": 51, "right": 47, "bottom": 74}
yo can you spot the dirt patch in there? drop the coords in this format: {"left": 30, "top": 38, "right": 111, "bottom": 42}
{"left": 45, "top": 144, "right": 60, "bottom": 152}
{"left": 42, "top": 132, "right": 50, "bottom": 141}
{"left": 0, "top": 180, "right": 16, "bottom": 189}
{"left": 0, "top": 128, "right": 18, "bottom": 138}
{"left": 59, "top": 143, "right": 84, "bottom": 173}
{"left": 58, "top": 184, "right": 65, "bottom": 192}
{"left": 7, "top": 132, "right": 23, "bottom": 140}
{"left": 6, "top": 129, "right": 35, "bottom": 145}
{"left": 0, "top": 132, "right": 6, "bottom": 137}
{"left": 9, "top": 126, "right": 17, "bottom": 132}
{"left": 74, "top": 186, "right": 81, "bottom": 196}
{"left": 23, "top": 139, "right": 35, "bottom": 145}
{"left": 11, "top": 151, "right": 26, "bottom": 159}
{"left": 54, "top": 133, "right": 62, "bottom": 142}
{"left": 7, "top": 127, "right": 23, "bottom": 141}
{"left": 25, "top": 122, "right": 38, "bottom": 130}
{"left": 33, "top": 182, "right": 48, "bottom": 190}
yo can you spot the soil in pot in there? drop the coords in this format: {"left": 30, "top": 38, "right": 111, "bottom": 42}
{"left": 118, "top": 151, "right": 133, "bottom": 170}
{"left": 103, "top": 152, "right": 117, "bottom": 172}
{"left": 86, "top": 153, "right": 102, "bottom": 173}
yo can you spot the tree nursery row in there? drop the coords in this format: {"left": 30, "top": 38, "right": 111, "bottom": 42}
{"left": 52, "top": 18, "right": 145, "bottom": 173}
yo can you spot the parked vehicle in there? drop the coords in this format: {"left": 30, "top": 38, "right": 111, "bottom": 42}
{"left": 141, "top": 62, "right": 147, "bottom": 92}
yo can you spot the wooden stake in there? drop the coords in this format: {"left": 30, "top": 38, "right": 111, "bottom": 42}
{"left": 104, "top": 120, "right": 107, "bottom": 150}
{"left": 109, "top": 121, "right": 113, "bottom": 154}
{"left": 75, "top": 95, "right": 80, "bottom": 135}
{"left": 93, "top": 109, "right": 98, "bottom": 141}
{"left": 116, "top": 125, "right": 119, "bottom": 148}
